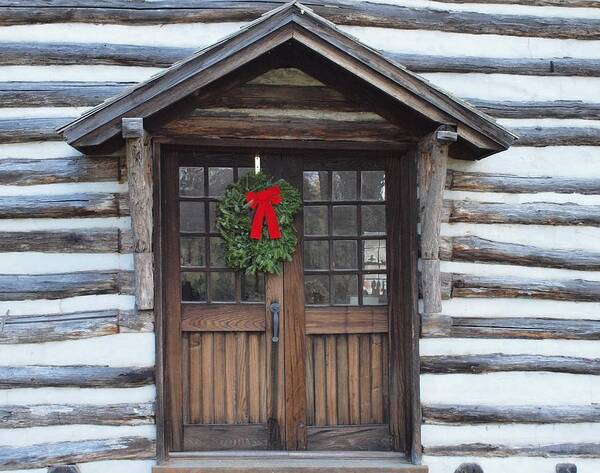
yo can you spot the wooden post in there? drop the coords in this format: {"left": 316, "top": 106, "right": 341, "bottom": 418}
{"left": 418, "top": 126, "right": 456, "bottom": 315}
{"left": 122, "top": 118, "right": 153, "bottom": 311}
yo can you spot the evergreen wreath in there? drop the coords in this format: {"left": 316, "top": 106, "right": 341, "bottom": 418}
{"left": 217, "top": 171, "right": 301, "bottom": 275}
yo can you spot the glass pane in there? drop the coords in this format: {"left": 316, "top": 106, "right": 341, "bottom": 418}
{"left": 209, "top": 237, "right": 228, "bottom": 268}
{"left": 361, "top": 170, "right": 385, "bottom": 201}
{"left": 180, "top": 237, "right": 205, "bottom": 267}
{"left": 363, "top": 274, "right": 387, "bottom": 305}
{"left": 303, "top": 171, "right": 329, "bottom": 201}
{"left": 180, "top": 201, "right": 205, "bottom": 233}
{"left": 208, "top": 202, "right": 218, "bottom": 233}
{"left": 208, "top": 167, "right": 233, "bottom": 197}
{"left": 332, "top": 240, "right": 357, "bottom": 270}
{"left": 333, "top": 274, "right": 358, "bottom": 305}
{"left": 332, "top": 171, "right": 357, "bottom": 201}
{"left": 304, "top": 241, "right": 329, "bottom": 270}
{"left": 238, "top": 167, "right": 252, "bottom": 179}
{"left": 305, "top": 275, "right": 329, "bottom": 305}
{"left": 179, "top": 167, "right": 204, "bottom": 197}
{"left": 304, "top": 206, "right": 328, "bottom": 236}
{"left": 362, "top": 205, "right": 385, "bottom": 235}
{"left": 363, "top": 239, "right": 386, "bottom": 270}
{"left": 181, "top": 272, "right": 207, "bottom": 302}
{"left": 241, "top": 272, "right": 265, "bottom": 302}
{"left": 210, "top": 272, "right": 236, "bottom": 302}
{"left": 333, "top": 206, "right": 357, "bottom": 236}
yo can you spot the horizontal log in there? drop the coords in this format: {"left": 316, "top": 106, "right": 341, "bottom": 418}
{"left": 0, "top": 193, "right": 128, "bottom": 219}
{"left": 450, "top": 273, "right": 600, "bottom": 302}
{"left": 4, "top": 43, "right": 600, "bottom": 78}
{"left": 0, "top": 310, "right": 119, "bottom": 344}
{"left": 0, "top": 365, "right": 154, "bottom": 389}
{"left": 446, "top": 200, "right": 600, "bottom": 226}
{"left": 0, "top": 117, "right": 71, "bottom": 144}
{"left": 0, "top": 228, "right": 132, "bottom": 253}
{"left": 118, "top": 308, "right": 154, "bottom": 332}
{"left": 469, "top": 99, "right": 600, "bottom": 120}
{"left": 425, "top": 442, "right": 600, "bottom": 458}
{"left": 423, "top": 404, "right": 600, "bottom": 424}
{"left": 0, "top": 156, "right": 119, "bottom": 185}
{"left": 0, "top": 401, "right": 154, "bottom": 428}
{"left": 421, "top": 353, "right": 600, "bottom": 374}
{"left": 447, "top": 170, "right": 600, "bottom": 195}
{"left": 440, "top": 235, "right": 600, "bottom": 270}
{"left": 0, "top": 1, "right": 599, "bottom": 41}
{"left": 421, "top": 314, "right": 600, "bottom": 340}
{"left": 0, "top": 436, "right": 155, "bottom": 470}
{"left": 513, "top": 126, "right": 600, "bottom": 147}
{"left": 438, "top": 0, "right": 599, "bottom": 8}
{"left": 0, "top": 270, "right": 133, "bottom": 301}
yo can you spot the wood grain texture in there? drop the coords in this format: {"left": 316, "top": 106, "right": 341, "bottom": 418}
{"left": 513, "top": 127, "right": 600, "bottom": 147}
{"left": 424, "top": 442, "right": 600, "bottom": 458}
{"left": 182, "top": 424, "right": 269, "bottom": 451}
{"left": 470, "top": 100, "right": 600, "bottom": 120}
{"left": 0, "top": 228, "right": 132, "bottom": 253}
{"left": 181, "top": 304, "right": 265, "bottom": 331}
{"left": 305, "top": 307, "right": 388, "bottom": 334}
{"left": 423, "top": 404, "right": 600, "bottom": 424}
{"left": 421, "top": 354, "right": 600, "bottom": 375}
{"left": 1, "top": 1, "right": 599, "bottom": 41}
{"left": 0, "top": 402, "right": 154, "bottom": 428}
{"left": 0, "top": 117, "right": 69, "bottom": 143}
{"left": 0, "top": 365, "right": 154, "bottom": 388}
{"left": 307, "top": 425, "right": 392, "bottom": 451}
{"left": 0, "top": 270, "right": 133, "bottom": 301}
{"left": 0, "top": 436, "right": 155, "bottom": 470}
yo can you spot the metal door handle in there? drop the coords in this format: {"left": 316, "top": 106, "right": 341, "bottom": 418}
{"left": 270, "top": 300, "right": 280, "bottom": 343}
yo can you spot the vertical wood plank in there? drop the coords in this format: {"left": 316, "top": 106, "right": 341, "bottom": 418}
{"left": 305, "top": 335, "right": 315, "bottom": 426}
{"left": 259, "top": 333, "right": 267, "bottom": 424}
{"left": 213, "top": 333, "right": 226, "bottom": 423}
{"left": 201, "top": 332, "right": 214, "bottom": 424}
{"left": 371, "top": 334, "right": 383, "bottom": 424}
{"left": 237, "top": 332, "right": 249, "bottom": 424}
{"left": 248, "top": 333, "right": 261, "bottom": 423}
{"left": 188, "top": 333, "right": 202, "bottom": 424}
{"left": 382, "top": 336, "right": 389, "bottom": 424}
{"left": 336, "top": 335, "right": 349, "bottom": 425}
{"left": 359, "top": 334, "right": 372, "bottom": 424}
{"left": 313, "top": 336, "right": 326, "bottom": 426}
{"left": 225, "top": 333, "right": 237, "bottom": 424}
{"left": 348, "top": 334, "right": 360, "bottom": 425}
{"left": 325, "top": 334, "right": 338, "bottom": 426}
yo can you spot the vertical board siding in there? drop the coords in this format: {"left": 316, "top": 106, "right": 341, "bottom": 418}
{"left": 306, "top": 334, "right": 388, "bottom": 426}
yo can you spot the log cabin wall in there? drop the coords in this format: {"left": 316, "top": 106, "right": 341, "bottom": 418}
{"left": 1, "top": 1, "right": 600, "bottom": 473}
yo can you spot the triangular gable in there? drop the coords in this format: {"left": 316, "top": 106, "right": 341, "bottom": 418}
{"left": 58, "top": 1, "right": 516, "bottom": 159}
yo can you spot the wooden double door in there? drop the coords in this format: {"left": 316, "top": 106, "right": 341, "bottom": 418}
{"left": 163, "top": 147, "right": 410, "bottom": 454}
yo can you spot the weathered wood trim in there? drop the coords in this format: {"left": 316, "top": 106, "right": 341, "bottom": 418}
{"left": 0, "top": 401, "right": 155, "bottom": 428}
{"left": 423, "top": 404, "right": 600, "bottom": 424}
{"left": 307, "top": 425, "right": 392, "bottom": 451}
{"left": 0, "top": 270, "right": 133, "bottom": 301}
{"left": 0, "top": 193, "right": 129, "bottom": 219}
{"left": 1, "top": 1, "right": 599, "bottom": 41}
{"left": 0, "top": 229, "right": 133, "bottom": 253}
{"left": 182, "top": 424, "right": 269, "bottom": 451}
{"left": 421, "top": 353, "right": 600, "bottom": 375}
{"left": 422, "top": 314, "right": 600, "bottom": 340}
{"left": 0, "top": 436, "right": 155, "bottom": 470}
{"left": 305, "top": 307, "right": 388, "bottom": 334}
{"left": 447, "top": 170, "right": 600, "bottom": 195}
{"left": 445, "top": 200, "right": 600, "bottom": 226}
{"left": 440, "top": 235, "right": 600, "bottom": 270}
{"left": 0, "top": 365, "right": 154, "bottom": 388}
{"left": 425, "top": 442, "right": 600, "bottom": 458}
{"left": 181, "top": 304, "right": 265, "bottom": 332}
{"left": 0, "top": 117, "right": 70, "bottom": 143}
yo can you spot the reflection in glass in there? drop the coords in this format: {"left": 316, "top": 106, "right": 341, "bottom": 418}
{"left": 304, "top": 206, "right": 328, "bottom": 236}
{"left": 363, "top": 239, "right": 386, "bottom": 270}
{"left": 180, "top": 201, "right": 205, "bottom": 233}
{"left": 209, "top": 202, "right": 218, "bottom": 233}
{"left": 362, "top": 205, "right": 385, "bottom": 235}
{"left": 333, "top": 274, "right": 358, "bottom": 305}
{"left": 238, "top": 167, "right": 252, "bottom": 178}
{"left": 361, "top": 170, "right": 385, "bottom": 201}
{"left": 363, "top": 274, "right": 387, "bottom": 305}
{"left": 305, "top": 275, "right": 330, "bottom": 305}
{"left": 179, "top": 167, "right": 204, "bottom": 197}
{"left": 208, "top": 167, "right": 233, "bottom": 197}
{"left": 210, "top": 272, "right": 236, "bottom": 302}
{"left": 333, "top": 206, "right": 357, "bottom": 236}
{"left": 181, "top": 272, "right": 206, "bottom": 301}
{"left": 304, "top": 240, "right": 329, "bottom": 270}
{"left": 209, "top": 237, "right": 228, "bottom": 268}
{"left": 241, "top": 272, "right": 265, "bottom": 302}
{"left": 332, "top": 240, "right": 357, "bottom": 269}
{"left": 303, "top": 171, "right": 329, "bottom": 201}
{"left": 332, "top": 171, "right": 357, "bottom": 201}
{"left": 180, "top": 237, "right": 205, "bottom": 267}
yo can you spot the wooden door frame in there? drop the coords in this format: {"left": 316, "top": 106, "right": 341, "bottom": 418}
{"left": 151, "top": 137, "right": 421, "bottom": 463}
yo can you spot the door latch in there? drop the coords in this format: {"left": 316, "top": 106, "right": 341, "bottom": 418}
{"left": 270, "top": 300, "right": 280, "bottom": 343}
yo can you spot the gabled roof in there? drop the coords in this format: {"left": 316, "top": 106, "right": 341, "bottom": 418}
{"left": 59, "top": 1, "right": 517, "bottom": 159}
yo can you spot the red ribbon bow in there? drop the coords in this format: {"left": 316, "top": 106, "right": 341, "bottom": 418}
{"left": 246, "top": 185, "right": 283, "bottom": 240}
